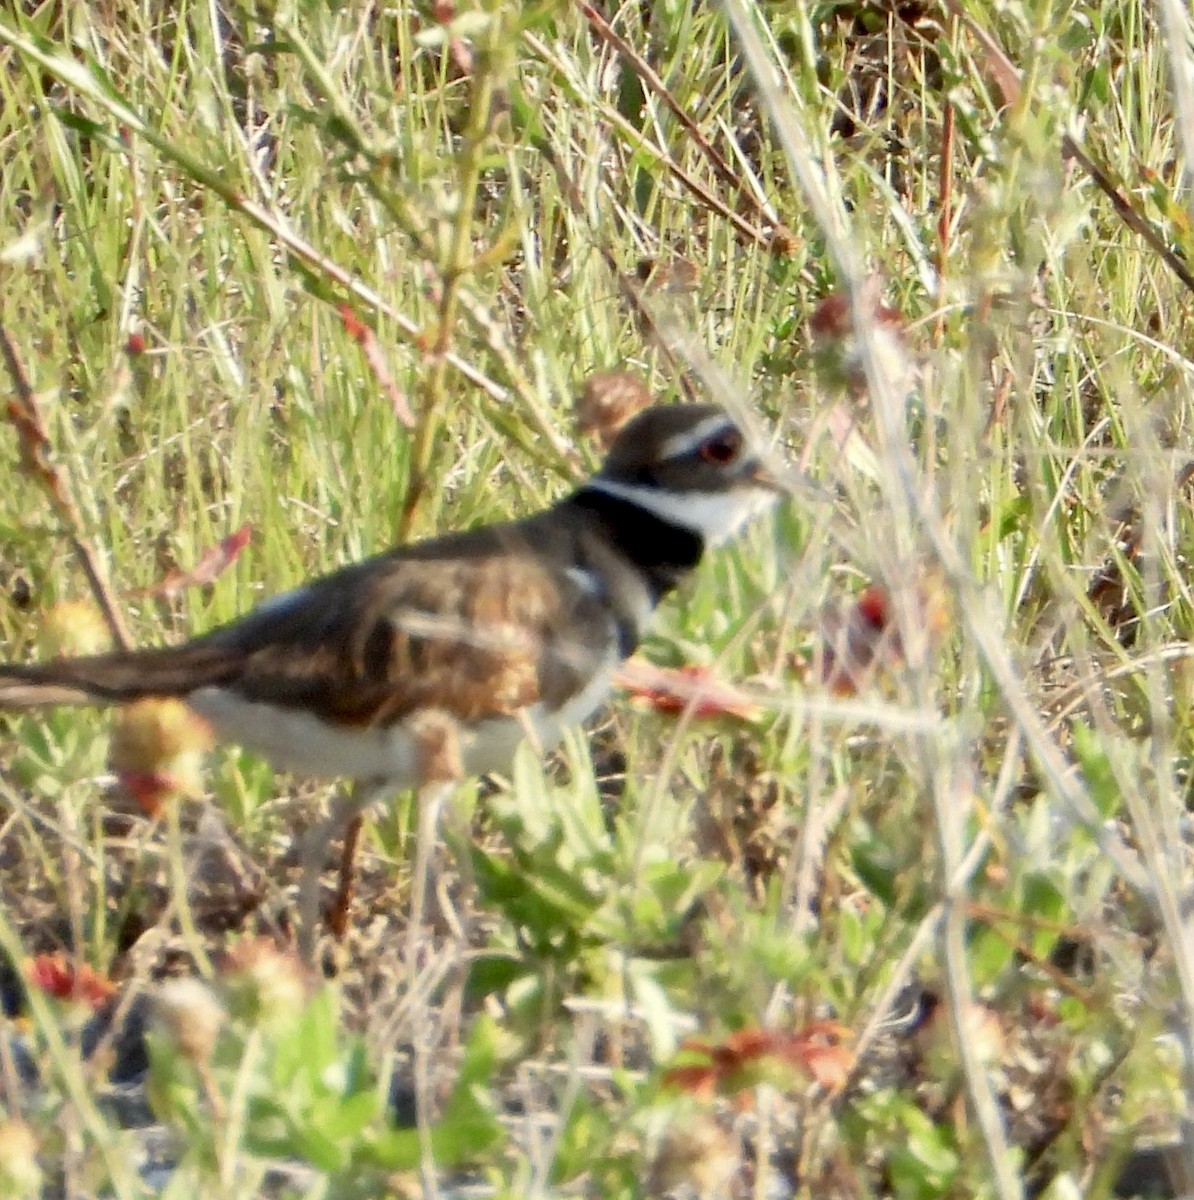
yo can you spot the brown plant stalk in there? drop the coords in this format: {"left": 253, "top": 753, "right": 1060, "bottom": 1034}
{"left": 0, "top": 326, "right": 131, "bottom": 650}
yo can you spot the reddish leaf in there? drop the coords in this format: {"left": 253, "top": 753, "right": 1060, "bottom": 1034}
{"left": 115, "top": 769, "right": 182, "bottom": 817}
{"left": 772, "top": 1021, "right": 854, "bottom": 1090}
{"left": 940, "top": 0, "right": 1021, "bottom": 108}
{"left": 809, "top": 276, "right": 913, "bottom": 400}
{"left": 129, "top": 524, "right": 252, "bottom": 600}
{"left": 854, "top": 584, "right": 890, "bottom": 628}
{"left": 337, "top": 303, "right": 368, "bottom": 341}
{"left": 634, "top": 256, "right": 700, "bottom": 293}
{"left": 338, "top": 304, "right": 416, "bottom": 427}
{"left": 817, "top": 585, "right": 896, "bottom": 696}
{"left": 447, "top": 35, "right": 474, "bottom": 75}
{"left": 659, "top": 1064, "right": 719, "bottom": 1101}
{"left": 5, "top": 399, "right": 53, "bottom": 483}
{"left": 663, "top": 1023, "right": 853, "bottom": 1100}
{"left": 615, "top": 660, "right": 761, "bottom": 722}
{"left": 26, "top": 953, "right": 116, "bottom": 1009}
{"left": 817, "top": 576, "right": 949, "bottom": 696}
{"left": 808, "top": 291, "right": 851, "bottom": 341}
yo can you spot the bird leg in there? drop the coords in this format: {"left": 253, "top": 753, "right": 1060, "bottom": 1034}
{"left": 405, "top": 778, "right": 455, "bottom": 972}
{"left": 326, "top": 810, "right": 366, "bottom": 942}
{"left": 295, "top": 778, "right": 389, "bottom": 962}
{"left": 404, "top": 709, "right": 465, "bottom": 958}
{"left": 297, "top": 711, "right": 464, "bottom": 960}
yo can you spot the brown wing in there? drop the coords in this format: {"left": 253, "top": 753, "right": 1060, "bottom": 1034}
{"left": 0, "top": 514, "right": 615, "bottom": 724}
{"left": 214, "top": 553, "right": 612, "bottom": 728}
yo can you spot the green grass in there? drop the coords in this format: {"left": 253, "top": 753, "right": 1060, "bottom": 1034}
{"left": 2, "top": 0, "right": 1194, "bottom": 1196}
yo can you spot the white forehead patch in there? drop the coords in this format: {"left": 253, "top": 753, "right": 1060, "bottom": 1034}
{"left": 585, "top": 477, "right": 776, "bottom": 545}
{"left": 657, "top": 415, "right": 737, "bottom": 462}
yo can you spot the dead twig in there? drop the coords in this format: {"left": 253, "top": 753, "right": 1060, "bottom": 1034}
{"left": 578, "top": 2, "right": 794, "bottom": 252}
{"left": 524, "top": 29, "right": 783, "bottom": 252}
{"left": 0, "top": 325, "right": 132, "bottom": 650}
{"left": 1062, "top": 135, "right": 1194, "bottom": 296}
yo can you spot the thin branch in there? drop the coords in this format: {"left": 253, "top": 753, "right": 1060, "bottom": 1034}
{"left": 1062, "top": 134, "right": 1194, "bottom": 297}
{"left": 0, "top": 21, "right": 512, "bottom": 406}
{"left": 0, "top": 326, "right": 132, "bottom": 651}
{"left": 524, "top": 29, "right": 782, "bottom": 251}
{"left": 577, "top": 2, "right": 794, "bottom": 250}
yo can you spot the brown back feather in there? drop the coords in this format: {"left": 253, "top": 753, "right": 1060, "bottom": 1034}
{"left": 218, "top": 553, "right": 609, "bottom": 727}
{"left": 0, "top": 509, "right": 626, "bottom": 727}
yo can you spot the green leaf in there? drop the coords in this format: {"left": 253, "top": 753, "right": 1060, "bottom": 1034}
{"left": 242, "top": 1096, "right": 293, "bottom": 1158}
{"left": 1020, "top": 872, "right": 1067, "bottom": 959}
{"left": 852, "top": 839, "right": 897, "bottom": 906}
{"left": 624, "top": 960, "right": 681, "bottom": 1055}
{"left": 464, "top": 953, "right": 529, "bottom": 1004}
{"left": 1070, "top": 721, "right": 1121, "bottom": 818}
{"left": 361, "top": 1126, "right": 421, "bottom": 1172}
{"left": 969, "top": 922, "right": 1016, "bottom": 986}
{"left": 472, "top": 838, "right": 603, "bottom": 946}
{"left": 52, "top": 110, "right": 124, "bottom": 151}
{"left": 316, "top": 1090, "right": 379, "bottom": 1141}
{"left": 889, "top": 1108, "right": 960, "bottom": 1198}
{"left": 290, "top": 1118, "right": 349, "bottom": 1173}
{"left": 456, "top": 1015, "right": 500, "bottom": 1089}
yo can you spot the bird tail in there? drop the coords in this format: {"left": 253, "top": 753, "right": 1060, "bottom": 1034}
{"left": 0, "top": 645, "right": 238, "bottom": 709}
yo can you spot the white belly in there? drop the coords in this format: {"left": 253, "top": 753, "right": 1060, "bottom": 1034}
{"left": 187, "top": 657, "right": 616, "bottom": 786}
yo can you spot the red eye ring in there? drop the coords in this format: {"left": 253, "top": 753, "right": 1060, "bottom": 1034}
{"left": 698, "top": 429, "right": 743, "bottom": 465}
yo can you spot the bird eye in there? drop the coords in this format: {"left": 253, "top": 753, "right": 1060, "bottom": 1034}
{"left": 698, "top": 429, "right": 743, "bottom": 465}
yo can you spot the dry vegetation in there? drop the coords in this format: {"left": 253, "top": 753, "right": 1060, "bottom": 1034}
{"left": 2, "top": 0, "right": 1194, "bottom": 1196}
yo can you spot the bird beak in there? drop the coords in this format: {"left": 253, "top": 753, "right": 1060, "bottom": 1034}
{"left": 744, "top": 458, "right": 787, "bottom": 496}
{"left": 745, "top": 460, "right": 786, "bottom": 493}
{"left": 747, "top": 458, "right": 833, "bottom": 503}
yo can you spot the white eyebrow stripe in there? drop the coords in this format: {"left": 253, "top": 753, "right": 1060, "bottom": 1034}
{"left": 656, "top": 415, "right": 735, "bottom": 461}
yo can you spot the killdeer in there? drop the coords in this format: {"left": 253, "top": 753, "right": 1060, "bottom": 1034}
{"left": 0, "top": 404, "right": 781, "bottom": 791}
